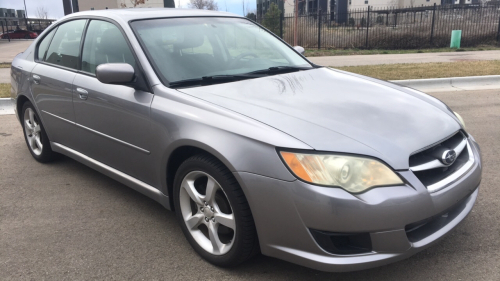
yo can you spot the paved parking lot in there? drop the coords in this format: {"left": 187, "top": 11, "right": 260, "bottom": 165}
{"left": 1, "top": 89, "right": 499, "bottom": 280}
{"left": 0, "top": 40, "right": 33, "bottom": 63}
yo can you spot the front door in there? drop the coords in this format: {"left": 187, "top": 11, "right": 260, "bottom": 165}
{"left": 72, "top": 19, "right": 154, "bottom": 184}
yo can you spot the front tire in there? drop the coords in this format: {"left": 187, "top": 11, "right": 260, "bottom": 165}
{"left": 173, "top": 154, "right": 258, "bottom": 267}
{"left": 21, "top": 102, "right": 56, "bottom": 162}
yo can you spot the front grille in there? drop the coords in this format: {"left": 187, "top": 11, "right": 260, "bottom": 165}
{"left": 409, "top": 131, "right": 474, "bottom": 192}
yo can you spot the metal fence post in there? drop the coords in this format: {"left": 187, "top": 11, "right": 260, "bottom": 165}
{"left": 318, "top": 10, "right": 322, "bottom": 50}
{"left": 366, "top": 6, "right": 370, "bottom": 48}
{"left": 497, "top": 16, "right": 500, "bottom": 43}
{"left": 280, "top": 12, "right": 283, "bottom": 39}
{"left": 430, "top": 3, "right": 436, "bottom": 45}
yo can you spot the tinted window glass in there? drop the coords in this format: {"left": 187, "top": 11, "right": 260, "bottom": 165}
{"left": 45, "top": 20, "right": 86, "bottom": 69}
{"left": 81, "top": 20, "right": 136, "bottom": 74}
{"left": 37, "top": 28, "right": 57, "bottom": 61}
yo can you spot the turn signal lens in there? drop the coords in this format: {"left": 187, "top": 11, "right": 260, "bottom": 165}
{"left": 280, "top": 151, "right": 403, "bottom": 193}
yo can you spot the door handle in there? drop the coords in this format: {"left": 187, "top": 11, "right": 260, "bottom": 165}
{"left": 76, "top": 87, "right": 89, "bottom": 100}
{"left": 32, "top": 74, "right": 40, "bottom": 84}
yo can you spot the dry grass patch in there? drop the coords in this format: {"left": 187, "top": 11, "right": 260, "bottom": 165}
{"left": 0, "top": 63, "right": 11, "bottom": 68}
{"left": 335, "top": 60, "right": 500, "bottom": 80}
{"left": 0, "top": 83, "right": 11, "bottom": 98}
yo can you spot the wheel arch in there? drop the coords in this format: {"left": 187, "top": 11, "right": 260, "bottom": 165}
{"left": 16, "top": 94, "right": 31, "bottom": 121}
{"left": 165, "top": 142, "right": 239, "bottom": 212}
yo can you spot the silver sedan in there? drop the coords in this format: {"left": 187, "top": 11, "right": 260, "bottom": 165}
{"left": 10, "top": 8, "right": 481, "bottom": 272}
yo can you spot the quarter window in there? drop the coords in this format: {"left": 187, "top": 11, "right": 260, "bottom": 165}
{"left": 36, "top": 28, "right": 57, "bottom": 61}
{"left": 81, "top": 20, "right": 136, "bottom": 74}
{"left": 44, "top": 19, "right": 86, "bottom": 69}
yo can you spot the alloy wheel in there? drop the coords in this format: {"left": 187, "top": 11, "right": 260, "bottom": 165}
{"left": 23, "top": 107, "right": 43, "bottom": 155}
{"left": 179, "top": 171, "right": 236, "bottom": 255}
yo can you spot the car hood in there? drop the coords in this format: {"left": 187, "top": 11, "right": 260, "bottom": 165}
{"left": 179, "top": 68, "right": 460, "bottom": 169}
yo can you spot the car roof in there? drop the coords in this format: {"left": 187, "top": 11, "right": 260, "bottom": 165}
{"left": 64, "top": 8, "right": 242, "bottom": 22}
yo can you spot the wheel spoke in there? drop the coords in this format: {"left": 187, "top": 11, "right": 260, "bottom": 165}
{"left": 35, "top": 136, "right": 43, "bottom": 150}
{"left": 33, "top": 124, "right": 41, "bottom": 134}
{"left": 214, "top": 213, "right": 236, "bottom": 230}
{"left": 182, "top": 180, "right": 204, "bottom": 206}
{"left": 185, "top": 213, "right": 204, "bottom": 230}
{"left": 24, "top": 119, "right": 33, "bottom": 131}
{"left": 29, "top": 135, "right": 36, "bottom": 148}
{"left": 208, "top": 222, "right": 223, "bottom": 254}
{"left": 28, "top": 109, "right": 35, "bottom": 124}
{"left": 204, "top": 177, "right": 218, "bottom": 205}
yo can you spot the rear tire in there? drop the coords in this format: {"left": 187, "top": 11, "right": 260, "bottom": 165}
{"left": 21, "top": 102, "right": 56, "bottom": 162}
{"left": 173, "top": 154, "right": 259, "bottom": 267}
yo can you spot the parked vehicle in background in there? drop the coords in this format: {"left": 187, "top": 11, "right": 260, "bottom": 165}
{"left": 10, "top": 8, "right": 482, "bottom": 272}
{"left": 1, "top": 29, "right": 38, "bottom": 39}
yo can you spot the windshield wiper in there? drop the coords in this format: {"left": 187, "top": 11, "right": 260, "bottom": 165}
{"left": 169, "top": 74, "right": 262, "bottom": 88}
{"left": 247, "top": 66, "right": 312, "bottom": 75}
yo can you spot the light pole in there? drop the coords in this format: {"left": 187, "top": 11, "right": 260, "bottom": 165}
{"left": 23, "top": 0, "right": 29, "bottom": 30}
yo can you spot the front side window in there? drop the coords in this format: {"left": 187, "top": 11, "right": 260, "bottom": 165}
{"left": 81, "top": 20, "right": 136, "bottom": 74}
{"left": 37, "top": 28, "right": 57, "bottom": 61}
{"left": 45, "top": 19, "right": 86, "bottom": 69}
{"left": 131, "top": 17, "right": 312, "bottom": 86}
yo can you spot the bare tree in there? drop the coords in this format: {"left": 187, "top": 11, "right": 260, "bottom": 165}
{"left": 120, "top": 0, "right": 149, "bottom": 8}
{"left": 189, "top": 0, "right": 219, "bottom": 10}
{"left": 36, "top": 6, "right": 48, "bottom": 19}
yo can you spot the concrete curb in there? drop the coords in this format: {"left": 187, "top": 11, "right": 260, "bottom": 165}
{"left": 0, "top": 97, "right": 15, "bottom": 115}
{"left": 391, "top": 75, "right": 500, "bottom": 92}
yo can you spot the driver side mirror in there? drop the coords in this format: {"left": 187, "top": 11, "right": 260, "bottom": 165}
{"left": 293, "top": 46, "right": 305, "bottom": 55}
{"left": 96, "top": 63, "right": 135, "bottom": 85}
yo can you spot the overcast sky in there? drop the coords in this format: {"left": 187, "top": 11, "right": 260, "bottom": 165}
{"left": 0, "top": 0, "right": 256, "bottom": 19}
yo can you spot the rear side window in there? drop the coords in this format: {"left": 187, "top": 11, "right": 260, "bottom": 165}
{"left": 81, "top": 20, "right": 136, "bottom": 74}
{"left": 45, "top": 19, "right": 86, "bottom": 69}
{"left": 37, "top": 28, "right": 57, "bottom": 61}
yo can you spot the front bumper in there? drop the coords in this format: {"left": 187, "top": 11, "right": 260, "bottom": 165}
{"left": 235, "top": 138, "right": 482, "bottom": 272}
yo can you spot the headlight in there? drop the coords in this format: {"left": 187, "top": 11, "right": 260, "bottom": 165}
{"left": 280, "top": 151, "right": 403, "bottom": 193}
{"left": 453, "top": 111, "right": 466, "bottom": 129}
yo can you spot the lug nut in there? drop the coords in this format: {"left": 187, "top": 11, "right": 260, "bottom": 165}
{"left": 205, "top": 217, "right": 209, "bottom": 222}
{"left": 200, "top": 207, "right": 204, "bottom": 212}
{"left": 212, "top": 218, "right": 215, "bottom": 222}
{"left": 210, "top": 207, "right": 214, "bottom": 212}
{"left": 204, "top": 201, "right": 208, "bottom": 206}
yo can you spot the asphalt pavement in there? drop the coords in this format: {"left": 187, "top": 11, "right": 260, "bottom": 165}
{"left": 1, "top": 89, "right": 499, "bottom": 280}
{"left": 0, "top": 40, "right": 33, "bottom": 63}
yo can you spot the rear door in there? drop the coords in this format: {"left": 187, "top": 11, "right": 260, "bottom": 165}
{"left": 31, "top": 19, "right": 87, "bottom": 148}
{"left": 72, "top": 19, "right": 154, "bottom": 184}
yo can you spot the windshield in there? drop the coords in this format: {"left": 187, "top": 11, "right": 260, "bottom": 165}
{"left": 130, "top": 17, "right": 313, "bottom": 87}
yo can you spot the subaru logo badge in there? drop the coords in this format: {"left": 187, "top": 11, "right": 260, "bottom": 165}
{"left": 441, "top": 150, "right": 457, "bottom": 165}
